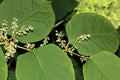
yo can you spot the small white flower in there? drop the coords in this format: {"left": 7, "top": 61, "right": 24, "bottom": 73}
{"left": 4, "top": 44, "right": 17, "bottom": 60}
{"left": 77, "top": 34, "right": 91, "bottom": 43}
{"left": 55, "top": 30, "right": 67, "bottom": 48}
{"left": 1, "top": 20, "right": 8, "bottom": 27}
{"left": 80, "top": 56, "right": 90, "bottom": 62}
{"left": 28, "top": 25, "right": 33, "bottom": 31}
{"left": 16, "top": 25, "right": 33, "bottom": 36}
{"left": 12, "top": 18, "right": 18, "bottom": 29}
{"left": 25, "top": 43, "right": 35, "bottom": 50}
{"left": 40, "top": 37, "right": 50, "bottom": 46}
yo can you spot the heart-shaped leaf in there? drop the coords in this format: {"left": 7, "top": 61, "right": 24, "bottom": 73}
{"left": 16, "top": 44, "right": 75, "bottom": 80}
{"left": 0, "top": 0, "right": 55, "bottom": 43}
{"left": 83, "top": 51, "right": 120, "bottom": 80}
{"left": 66, "top": 13, "right": 119, "bottom": 56}
{"left": 0, "top": 48, "right": 8, "bottom": 80}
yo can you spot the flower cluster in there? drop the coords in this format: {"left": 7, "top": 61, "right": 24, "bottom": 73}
{"left": 80, "top": 55, "right": 90, "bottom": 62}
{"left": 77, "top": 34, "right": 91, "bottom": 43}
{"left": 55, "top": 30, "right": 77, "bottom": 56}
{"left": 25, "top": 43, "right": 35, "bottom": 50}
{"left": 11, "top": 18, "right": 18, "bottom": 35}
{"left": 0, "top": 18, "right": 34, "bottom": 61}
{"left": 0, "top": 19, "right": 19, "bottom": 61}
{"left": 0, "top": 20, "right": 8, "bottom": 42}
{"left": 16, "top": 25, "right": 33, "bottom": 36}
{"left": 4, "top": 41, "right": 18, "bottom": 61}
{"left": 64, "top": 45, "right": 76, "bottom": 56}
{"left": 40, "top": 37, "right": 50, "bottom": 46}
{"left": 55, "top": 30, "right": 67, "bottom": 48}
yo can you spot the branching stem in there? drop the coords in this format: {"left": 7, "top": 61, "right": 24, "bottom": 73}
{"left": 17, "top": 45, "right": 31, "bottom": 52}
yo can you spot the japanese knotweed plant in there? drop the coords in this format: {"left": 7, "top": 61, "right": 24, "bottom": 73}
{"left": 76, "top": 0, "right": 120, "bottom": 29}
{"left": 0, "top": 0, "right": 120, "bottom": 80}
{"left": 0, "top": 18, "right": 34, "bottom": 61}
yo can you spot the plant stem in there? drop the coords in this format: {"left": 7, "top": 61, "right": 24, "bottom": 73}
{"left": 54, "top": 20, "right": 65, "bottom": 27}
{"left": 0, "top": 42, "right": 4, "bottom": 45}
{"left": 17, "top": 45, "right": 31, "bottom": 51}
{"left": 70, "top": 51, "right": 82, "bottom": 58}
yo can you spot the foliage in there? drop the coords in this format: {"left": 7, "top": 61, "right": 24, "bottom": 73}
{"left": 76, "top": 0, "right": 120, "bottom": 29}
{"left": 0, "top": 0, "right": 120, "bottom": 80}
{"left": 0, "top": 0, "right": 55, "bottom": 43}
{"left": 66, "top": 13, "right": 119, "bottom": 55}
{"left": 0, "top": 48, "right": 7, "bottom": 80}
{"left": 51, "top": 0, "right": 78, "bottom": 21}
{"left": 83, "top": 51, "right": 120, "bottom": 80}
{"left": 16, "top": 44, "right": 74, "bottom": 80}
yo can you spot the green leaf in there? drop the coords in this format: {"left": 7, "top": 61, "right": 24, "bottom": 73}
{"left": 0, "top": 48, "right": 8, "bottom": 80}
{"left": 52, "top": 0, "right": 78, "bottom": 21}
{"left": 83, "top": 51, "right": 120, "bottom": 80}
{"left": 16, "top": 44, "right": 75, "bottom": 80}
{"left": 0, "top": 0, "right": 55, "bottom": 43}
{"left": 66, "top": 13, "right": 119, "bottom": 56}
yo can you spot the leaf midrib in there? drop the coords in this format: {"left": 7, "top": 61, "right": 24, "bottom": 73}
{"left": 90, "top": 59, "right": 108, "bottom": 80}
{"left": 32, "top": 50, "right": 47, "bottom": 80}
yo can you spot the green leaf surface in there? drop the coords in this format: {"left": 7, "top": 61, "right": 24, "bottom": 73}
{"left": 0, "top": 0, "right": 55, "bottom": 43}
{"left": 52, "top": 0, "right": 78, "bottom": 21}
{"left": 0, "top": 48, "right": 7, "bottom": 80}
{"left": 16, "top": 44, "right": 75, "bottom": 80}
{"left": 83, "top": 51, "right": 120, "bottom": 80}
{"left": 66, "top": 13, "right": 119, "bottom": 56}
